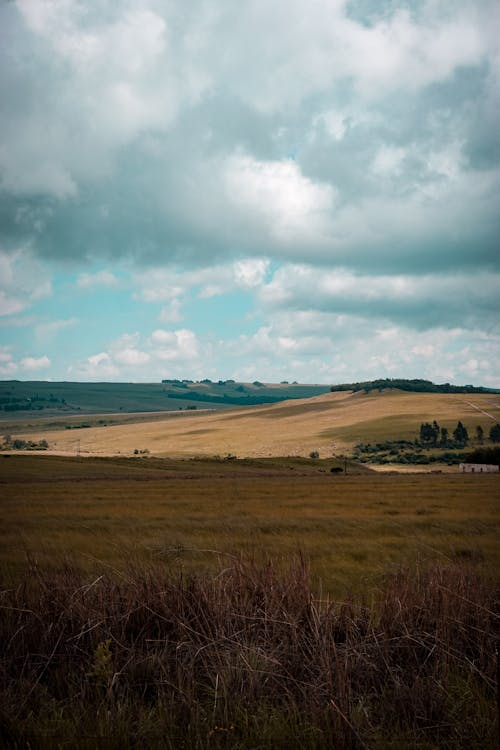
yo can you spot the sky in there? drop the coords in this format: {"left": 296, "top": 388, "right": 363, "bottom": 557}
{"left": 0, "top": 0, "right": 499, "bottom": 386}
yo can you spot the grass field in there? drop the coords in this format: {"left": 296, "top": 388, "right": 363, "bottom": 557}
{"left": 6, "top": 388, "right": 500, "bottom": 460}
{"left": 2, "top": 454, "right": 499, "bottom": 594}
{"left": 1, "top": 454, "right": 499, "bottom": 748}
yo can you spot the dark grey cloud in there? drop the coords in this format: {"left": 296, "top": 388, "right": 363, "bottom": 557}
{"left": 0, "top": 0, "right": 499, "bottom": 277}
{"left": 259, "top": 266, "right": 500, "bottom": 332}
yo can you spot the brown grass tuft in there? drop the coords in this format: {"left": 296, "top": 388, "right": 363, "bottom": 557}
{"left": 0, "top": 555, "right": 498, "bottom": 748}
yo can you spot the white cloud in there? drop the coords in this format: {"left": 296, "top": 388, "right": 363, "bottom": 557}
{"left": 224, "top": 154, "right": 336, "bottom": 244}
{"left": 224, "top": 307, "right": 500, "bottom": 387}
{"left": 0, "top": 348, "right": 18, "bottom": 376}
{"left": 35, "top": 318, "right": 78, "bottom": 340}
{"left": 150, "top": 329, "right": 199, "bottom": 361}
{"left": 20, "top": 355, "right": 51, "bottom": 370}
{"left": 134, "top": 258, "right": 270, "bottom": 311}
{"left": 68, "top": 328, "right": 203, "bottom": 381}
{"left": 233, "top": 259, "right": 269, "bottom": 288}
{"left": 0, "top": 347, "right": 51, "bottom": 376}
{"left": 77, "top": 270, "right": 119, "bottom": 289}
{"left": 0, "top": 249, "right": 52, "bottom": 316}
{"left": 114, "top": 348, "right": 150, "bottom": 366}
{"left": 410, "top": 344, "right": 436, "bottom": 357}
{"left": 69, "top": 351, "right": 119, "bottom": 379}
{"left": 159, "top": 299, "right": 183, "bottom": 323}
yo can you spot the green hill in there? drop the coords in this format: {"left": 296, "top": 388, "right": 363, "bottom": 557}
{"left": 0, "top": 380, "right": 331, "bottom": 419}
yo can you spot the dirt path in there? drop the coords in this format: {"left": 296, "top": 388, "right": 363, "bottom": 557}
{"left": 463, "top": 401, "right": 498, "bottom": 421}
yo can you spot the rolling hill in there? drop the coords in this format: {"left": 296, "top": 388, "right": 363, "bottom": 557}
{"left": 9, "top": 388, "right": 500, "bottom": 460}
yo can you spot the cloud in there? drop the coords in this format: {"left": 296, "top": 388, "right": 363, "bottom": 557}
{"left": 0, "top": 0, "right": 497, "bottom": 274}
{"left": 159, "top": 299, "right": 183, "bottom": 324}
{"left": 20, "top": 354, "right": 51, "bottom": 370}
{"left": 0, "top": 249, "right": 52, "bottom": 316}
{"left": 0, "top": 347, "right": 50, "bottom": 375}
{"left": 258, "top": 266, "right": 500, "bottom": 330}
{"left": 1, "top": 1, "right": 499, "bottom": 385}
{"left": 0, "top": 347, "right": 18, "bottom": 376}
{"left": 76, "top": 270, "right": 119, "bottom": 289}
{"left": 150, "top": 329, "right": 200, "bottom": 362}
{"left": 224, "top": 154, "right": 336, "bottom": 245}
{"left": 70, "top": 352, "right": 120, "bottom": 380}
{"left": 35, "top": 317, "right": 78, "bottom": 341}
{"left": 226, "top": 310, "right": 500, "bottom": 387}
{"left": 134, "top": 258, "right": 270, "bottom": 317}
{"left": 69, "top": 328, "right": 203, "bottom": 381}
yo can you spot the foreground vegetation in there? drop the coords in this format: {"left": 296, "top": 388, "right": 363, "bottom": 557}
{"left": 0, "top": 556, "right": 497, "bottom": 748}
{"left": 1, "top": 455, "right": 498, "bottom": 746}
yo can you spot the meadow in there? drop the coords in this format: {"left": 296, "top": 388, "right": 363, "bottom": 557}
{"left": 1, "top": 454, "right": 499, "bottom": 592}
{"left": 1, "top": 442, "right": 499, "bottom": 747}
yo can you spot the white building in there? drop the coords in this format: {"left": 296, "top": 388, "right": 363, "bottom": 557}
{"left": 459, "top": 463, "right": 499, "bottom": 473}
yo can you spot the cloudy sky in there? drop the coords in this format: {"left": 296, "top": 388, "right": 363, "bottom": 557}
{"left": 1, "top": 0, "right": 499, "bottom": 385}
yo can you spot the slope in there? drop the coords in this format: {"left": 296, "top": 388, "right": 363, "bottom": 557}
{"left": 11, "top": 389, "right": 500, "bottom": 459}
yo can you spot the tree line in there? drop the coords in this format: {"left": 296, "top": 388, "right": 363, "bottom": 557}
{"left": 330, "top": 378, "right": 499, "bottom": 394}
{"left": 419, "top": 420, "right": 500, "bottom": 447}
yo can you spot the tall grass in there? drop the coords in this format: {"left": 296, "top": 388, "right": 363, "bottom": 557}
{"left": 1, "top": 555, "right": 498, "bottom": 748}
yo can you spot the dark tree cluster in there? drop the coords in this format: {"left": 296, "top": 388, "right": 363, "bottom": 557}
{"left": 330, "top": 378, "right": 499, "bottom": 394}
{"left": 419, "top": 420, "right": 469, "bottom": 446}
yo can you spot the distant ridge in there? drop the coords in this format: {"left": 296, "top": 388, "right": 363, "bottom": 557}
{"left": 330, "top": 378, "right": 500, "bottom": 395}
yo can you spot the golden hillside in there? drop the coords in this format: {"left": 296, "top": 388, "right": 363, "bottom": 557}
{"left": 16, "top": 389, "right": 500, "bottom": 458}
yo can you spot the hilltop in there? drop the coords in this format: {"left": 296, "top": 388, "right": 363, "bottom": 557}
{"left": 330, "top": 378, "right": 500, "bottom": 394}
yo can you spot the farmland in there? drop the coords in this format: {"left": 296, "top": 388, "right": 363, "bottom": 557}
{"left": 4, "top": 388, "right": 500, "bottom": 462}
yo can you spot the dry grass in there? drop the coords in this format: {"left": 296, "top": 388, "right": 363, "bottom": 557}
{"left": 1, "top": 455, "right": 499, "bottom": 595}
{"left": 8, "top": 390, "right": 500, "bottom": 459}
{"left": 0, "top": 556, "right": 497, "bottom": 748}
{"left": 1, "top": 454, "right": 499, "bottom": 747}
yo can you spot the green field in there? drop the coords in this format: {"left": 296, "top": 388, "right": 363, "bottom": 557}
{"left": 0, "top": 379, "right": 332, "bottom": 422}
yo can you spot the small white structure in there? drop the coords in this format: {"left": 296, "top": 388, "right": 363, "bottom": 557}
{"left": 459, "top": 463, "right": 499, "bottom": 473}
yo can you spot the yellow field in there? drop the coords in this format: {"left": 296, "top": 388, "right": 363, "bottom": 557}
{"left": 2, "top": 454, "right": 499, "bottom": 595}
{"left": 8, "top": 389, "right": 500, "bottom": 459}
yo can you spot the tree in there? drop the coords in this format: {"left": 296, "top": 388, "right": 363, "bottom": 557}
{"left": 489, "top": 423, "right": 500, "bottom": 443}
{"left": 475, "top": 425, "right": 484, "bottom": 444}
{"left": 453, "top": 421, "right": 468, "bottom": 445}
{"left": 440, "top": 427, "right": 448, "bottom": 446}
{"left": 420, "top": 422, "right": 439, "bottom": 446}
